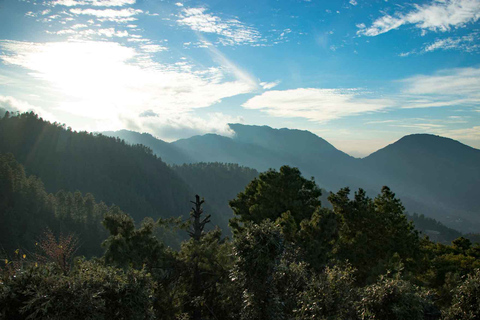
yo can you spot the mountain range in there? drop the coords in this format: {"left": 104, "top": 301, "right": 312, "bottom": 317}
{"left": 104, "top": 124, "right": 480, "bottom": 233}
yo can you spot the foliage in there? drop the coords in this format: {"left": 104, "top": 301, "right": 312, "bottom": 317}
{"left": 229, "top": 166, "right": 322, "bottom": 232}
{"left": 3, "top": 124, "right": 480, "bottom": 320}
{"left": 292, "top": 208, "right": 339, "bottom": 269}
{"left": 417, "top": 236, "right": 480, "bottom": 307}
{"left": 444, "top": 269, "right": 480, "bottom": 320}
{"left": 177, "top": 227, "right": 237, "bottom": 320}
{"left": 294, "top": 264, "right": 358, "bottom": 320}
{"left": 102, "top": 210, "right": 168, "bottom": 271}
{"left": 0, "top": 259, "right": 154, "bottom": 320}
{"left": 329, "top": 186, "right": 420, "bottom": 284}
{"left": 0, "top": 112, "right": 192, "bottom": 223}
{"left": 356, "top": 277, "right": 432, "bottom": 320}
{"left": 232, "top": 221, "right": 285, "bottom": 320}
{"left": 35, "top": 229, "right": 79, "bottom": 275}
{"left": 0, "top": 152, "right": 107, "bottom": 257}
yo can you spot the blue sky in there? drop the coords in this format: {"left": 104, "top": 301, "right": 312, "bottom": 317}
{"left": 0, "top": 0, "right": 479, "bottom": 156}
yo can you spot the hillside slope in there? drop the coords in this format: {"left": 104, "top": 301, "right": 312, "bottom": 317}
{"left": 0, "top": 112, "right": 193, "bottom": 222}
{"left": 362, "top": 134, "right": 480, "bottom": 231}
{"left": 102, "top": 130, "right": 192, "bottom": 165}
{"left": 105, "top": 126, "right": 480, "bottom": 233}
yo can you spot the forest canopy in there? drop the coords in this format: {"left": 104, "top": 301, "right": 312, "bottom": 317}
{"left": 1, "top": 112, "right": 480, "bottom": 319}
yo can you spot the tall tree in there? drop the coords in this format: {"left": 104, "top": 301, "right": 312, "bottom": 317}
{"left": 329, "top": 186, "right": 420, "bottom": 284}
{"left": 188, "top": 195, "right": 210, "bottom": 320}
{"left": 229, "top": 166, "right": 322, "bottom": 233}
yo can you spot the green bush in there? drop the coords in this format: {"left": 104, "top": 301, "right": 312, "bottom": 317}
{"left": 444, "top": 269, "right": 480, "bottom": 320}
{"left": 294, "top": 264, "right": 357, "bottom": 320}
{"left": 0, "top": 259, "right": 154, "bottom": 319}
{"left": 356, "top": 277, "right": 432, "bottom": 320}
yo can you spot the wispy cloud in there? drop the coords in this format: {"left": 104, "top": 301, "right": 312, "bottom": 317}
{"left": 402, "top": 67, "right": 480, "bottom": 96}
{"left": 399, "top": 32, "right": 480, "bottom": 55}
{"left": 395, "top": 67, "right": 480, "bottom": 110}
{"left": 242, "top": 66, "right": 480, "bottom": 124}
{"left": 122, "top": 112, "right": 244, "bottom": 141}
{"left": 49, "top": 0, "right": 136, "bottom": 7}
{"left": 242, "top": 88, "right": 392, "bottom": 122}
{"left": 52, "top": 27, "right": 130, "bottom": 38}
{"left": 441, "top": 125, "right": 480, "bottom": 140}
{"left": 70, "top": 8, "right": 142, "bottom": 22}
{"left": 4, "top": 0, "right": 260, "bottom": 139}
{"left": 260, "top": 81, "right": 280, "bottom": 90}
{"left": 0, "top": 40, "right": 257, "bottom": 124}
{"left": 0, "top": 95, "right": 57, "bottom": 121}
{"left": 357, "top": 0, "right": 480, "bottom": 36}
{"left": 442, "top": 126, "right": 480, "bottom": 140}
{"left": 140, "top": 44, "right": 168, "bottom": 53}
{"left": 423, "top": 32, "right": 480, "bottom": 52}
{"left": 177, "top": 7, "right": 262, "bottom": 46}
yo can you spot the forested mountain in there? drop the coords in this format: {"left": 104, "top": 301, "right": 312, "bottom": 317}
{"left": 407, "top": 213, "right": 463, "bottom": 244}
{"left": 5, "top": 164, "right": 478, "bottom": 320}
{"left": 105, "top": 125, "right": 480, "bottom": 233}
{"left": 2, "top": 113, "right": 480, "bottom": 319}
{"left": 0, "top": 153, "right": 108, "bottom": 256}
{"left": 2, "top": 112, "right": 478, "bottom": 235}
{"left": 0, "top": 113, "right": 270, "bottom": 233}
{"left": 362, "top": 134, "right": 480, "bottom": 232}
{"left": 173, "top": 125, "right": 363, "bottom": 190}
{"left": 0, "top": 112, "right": 193, "bottom": 223}
{"left": 102, "top": 129, "right": 192, "bottom": 165}
{"left": 173, "top": 133, "right": 290, "bottom": 171}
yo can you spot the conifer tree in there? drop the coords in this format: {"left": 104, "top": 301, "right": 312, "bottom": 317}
{"left": 188, "top": 195, "right": 210, "bottom": 320}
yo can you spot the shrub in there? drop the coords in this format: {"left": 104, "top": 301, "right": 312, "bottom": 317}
{"left": 294, "top": 264, "right": 358, "bottom": 320}
{"left": 444, "top": 269, "right": 480, "bottom": 320}
{"left": 356, "top": 277, "right": 433, "bottom": 320}
{"left": 0, "top": 259, "right": 154, "bottom": 319}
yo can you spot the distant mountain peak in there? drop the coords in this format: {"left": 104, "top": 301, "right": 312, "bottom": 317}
{"left": 369, "top": 133, "right": 480, "bottom": 158}
{"left": 227, "top": 123, "right": 345, "bottom": 156}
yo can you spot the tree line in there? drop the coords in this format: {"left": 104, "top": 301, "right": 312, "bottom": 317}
{"left": 1, "top": 162, "right": 480, "bottom": 319}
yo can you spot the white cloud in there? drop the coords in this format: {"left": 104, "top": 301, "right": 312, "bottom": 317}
{"left": 121, "top": 112, "right": 243, "bottom": 141}
{"left": 177, "top": 7, "right": 261, "bottom": 46}
{"left": 358, "top": 0, "right": 480, "bottom": 36}
{"left": 175, "top": 2, "right": 184, "bottom": 7}
{"left": 440, "top": 126, "right": 480, "bottom": 140}
{"left": 402, "top": 67, "right": 480, "bottom": 95}
{"left": 0, "top": 96, "right": 57, "bottom": 121}
{"left": 54, "top": 27, "right": 131, "bottom": 38}
{"left": 423, "top": 32, "right": 479, "bottom": 52}
{"left": 70, "top": 8, "right": 142, "bottom": 22}
{"left": 349, "top": 0, "right": 358, "bottom": 6}
{"left": 242, "top": 88, "right": 392, "bottom": 122}
{"left": 71, "top": 23, "right": 88, "bottom": 29}
{"left": 260, "top": 80, "right": 280, "bottom": 90}
{"left": 0, "top": 40, "right": 257, "bottom": 122}
{"left": 399, "top": 67, "right": 480, "bottom": 109}
{"left": 398, "top": 32, "right": 479, "bottom": 56}
{"left": 140, "top": 44, "right": 168, "bottom": 53}
{"left": 49, "top": 0, "right": 136, "bottom": 7}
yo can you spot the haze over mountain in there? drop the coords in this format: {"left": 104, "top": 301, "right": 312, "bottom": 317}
{"left": 102, "top": 130, "right": 193, "bottom": 165}
{"left": 104, "top": 124, "right": 480, "bottom": 233}
{"left": 0, "top": 113, "right": 192, "bottom": 224}
{"left": 0, "top": 113, "right": 275, "bottom": 234}
{"left": 362, "top": 134, "right": 480, "bottom": 231}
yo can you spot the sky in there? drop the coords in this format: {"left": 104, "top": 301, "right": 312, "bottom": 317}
{"left": 0, "top": 0, "right": 479, "bottom": 157}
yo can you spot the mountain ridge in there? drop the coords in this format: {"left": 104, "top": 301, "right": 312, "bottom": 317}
{"left": 103, "top": 124, "right": 480, "bottom": 233}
